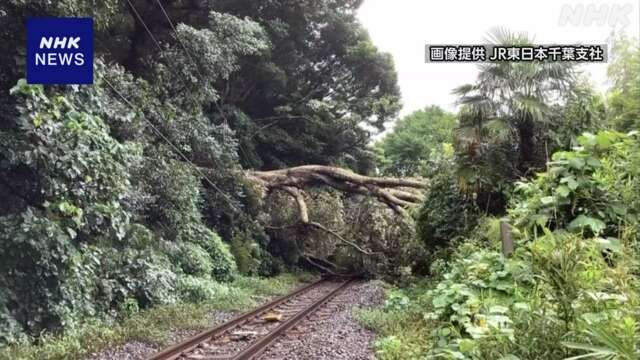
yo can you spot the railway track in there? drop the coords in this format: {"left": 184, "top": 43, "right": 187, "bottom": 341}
{"left": 146, "top": 278, "right": 352, "bottom": 360}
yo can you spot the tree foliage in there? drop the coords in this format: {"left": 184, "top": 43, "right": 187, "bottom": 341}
{"left": 0, "top": 0, "right": 406, "bottom": 344}
{"left": 376, "top": 106, "right": 456, "bottom": 176}
{"left": 451, "top": 28, "right": 583, "bottom": 213}
{"left": 415, "top": 145, "right": 479, "bottom": 250}
{"left": 365, "top": 33, "right": 639, "bottom": 360}
{"left": 607, "top": 36, "right": 640, "bottom": 132}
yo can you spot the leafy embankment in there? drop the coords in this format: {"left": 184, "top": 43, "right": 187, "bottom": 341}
{"left": 363, "top": 30, "right": 639, "bottom": 360}
{"left": 0, "top": 273, "right": 312, "bottom": 360}
{"left": 359, "top": 131, "right": 640, "bottom": 360}
{"left": 0, "top": 0, "right": 407, "bottom": 350}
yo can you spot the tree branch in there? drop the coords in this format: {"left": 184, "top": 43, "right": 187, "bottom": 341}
{"left": 302, "top": 254, "right": 341, "bottom": 276}
{"left": 281, "top": 186, "right": 309, "bottom": 223}
{"left": 245, "top": 165, "right": 426, "bottom": 216}
{"left": 307, "top": 221, "right": 375, "bottom": 256}
{"left": 266, "top": 187, "right": 376, "bottom": 256}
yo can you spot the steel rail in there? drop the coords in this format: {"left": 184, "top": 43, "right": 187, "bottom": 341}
{"left": 230, "top": 279, "right": 351, "bottom": 360}
{"left": 146, "top": 278, "right": 328, "bottom": 360}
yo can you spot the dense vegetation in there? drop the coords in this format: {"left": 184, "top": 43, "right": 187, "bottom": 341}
{"left": 360, "top": 32, "right": 640, "bottom": 359}
{"left": 2, "top": 274, "right": 311, "bottom": 359}
{"left": 0, "top": 1, "right": 638, "bottom": 359}
{"left": 0, "top": 0, "right": 411, "bottom": 350}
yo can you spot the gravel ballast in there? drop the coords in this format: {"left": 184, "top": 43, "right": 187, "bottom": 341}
{"left": 257, "top": 281, "right": 385, "bottom": 360}
{"left": 85, "top": 311, "right": 238, "bottom": 360}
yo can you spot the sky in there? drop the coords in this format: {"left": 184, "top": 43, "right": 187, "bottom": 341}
{"left": 357, "top": 0, "right": 640, "bottom": 123}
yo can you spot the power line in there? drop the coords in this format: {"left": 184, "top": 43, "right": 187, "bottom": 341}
{"left": 153, "top": 0, "right": 205, "bottom": 81}
{"left": 151, "top": 0, "right": 252, "bottom": 158}
{"left": 125, "top": 0, "right": 163, "bottom": 52}
{"left": 101, "top": 76, "right": 243, "bottom": 215}
{"left": 118, "top": 0, "right": 256, "bottom": 214}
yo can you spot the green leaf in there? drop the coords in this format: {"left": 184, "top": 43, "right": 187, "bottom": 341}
{"left": 568, "top": 215, "right": 606, "bottom": 234}
{"left": 595, "top": 132, "right": 615, "bottom": 149}
{"left": 540, "top": 196, "right": 555, "bottom": 205}
{"left": 458, "top": 339, "right": 476, "bottom": 353}
{"left": 432, "top": 295, "right": 449, "bottom": 308}
{"left": 561, "top": 176, "right": 579, "bottom": 190}
{"left": 586, "top": 157, "right": 601, "bottom": 168}
{"left": 512, "top": 302, "right": 530, "bottom": 311}
{"left": 563, "top": 342, "right": 617, "bottom": 359}
{"left": 489, "top": 305, "right": 509, "bottom": 314}
{"left": 532, "top": 214, "right": 549, "bottom": 226}
{"left": 594, "top": 237, "right": 621, "bottom": 253}
{"left": 556, "top": 185, "right": 571, "bottom": 198}
{"left": 568, "top": 157, "right": 586, "bottom": 169}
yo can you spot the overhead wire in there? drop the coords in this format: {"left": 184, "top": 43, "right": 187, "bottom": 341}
{"left": 101, "top": 76, "right": 244, "bottom": 214}
{"left": 124, "top": 0, "right": 163, "bottom": 52}
{"left": 108, "top": 0, "right": 294, "bottom": 218}
{"left": 151, "top": 0, "right": 254, "bottom": 163}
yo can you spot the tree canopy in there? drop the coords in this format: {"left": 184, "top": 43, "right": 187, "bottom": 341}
{"left": 1, "top": 2, "right": 639, "bottom": 358}
{"left": 0, "top": 0, "right": 408, "bottom": 343}
{"left": 375, "top": 106, "right": 456, "bottom": 176}
{"left": 607, "top": 36, "right": 640, "bottom": 132}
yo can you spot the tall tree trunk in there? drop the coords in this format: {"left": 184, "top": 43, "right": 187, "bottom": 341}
{"left": 517, "top": 118, "right": 536, "bottom": 175}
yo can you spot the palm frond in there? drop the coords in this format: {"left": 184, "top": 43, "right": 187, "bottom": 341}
{"left": 483, "top": 118, "right": 511, "bottom": 141}
{"left": 563, "top": 342, "right": 619, "bottom": 360}
{"left": 513, "top": 93, "right": 549, "bottom": 122}
{"left": 483, "top": 26, "right": 533, "bottom": 46}
{"left": 451, "top": 83, "right": 477, "bottom": 96}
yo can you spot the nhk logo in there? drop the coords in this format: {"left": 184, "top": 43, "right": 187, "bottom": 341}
{"left": 36, "top": 37, "right": 85, "bottom": 66}
{"left": 27, "top": 18, "right": 93, "bottom": 84}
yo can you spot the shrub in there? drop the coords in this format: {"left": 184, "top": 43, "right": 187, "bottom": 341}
{"left": 126, "top": 224, "right": 156, "bottom": 250}
{"left": 509, "top": 131, "right": 640, "bottom": 240}
{"left": 0, "top": 290, "right": 26, "bottom": 345}
{"left": 102, "top": 248, "right": 178, "bottom": 308}
{"left": 176, "top": 276, "right": 230, "bottom": 303}
{"left": 381, "top": 221, "right": 639, "bottom": 359}
{"left": 0, "top": 79, "right": 142, "bottom": 340}
{"left": 229, "top": 229, "right": 263, "bottom": 276}
{"left": 177, "top": 243, "right": 213, "bottom": 277}
{"left": 139, "top": 158, "right": 202, "bottom": 237}
{"left": 0, "top": 212, "right": 76, "bottom": 337}
{"left": 118, "top": 298, "right": 140, "bottom": 318}
{"left": 416, "top": 173, "right": 479, "bottom": 249}
{"left": 177, "top": 224, "right": 237, "bottom": 282}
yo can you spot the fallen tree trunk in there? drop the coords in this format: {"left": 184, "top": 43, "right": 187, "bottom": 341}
{"left": 245, "top": 165, "right": 426, "bottom": 218}
{"left": 241, "top": 165, "right": 426, "bottom": 260}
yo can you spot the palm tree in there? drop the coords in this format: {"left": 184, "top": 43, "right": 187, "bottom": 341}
{"left": 453, "top": 28, "right": 576, "bottom": 176}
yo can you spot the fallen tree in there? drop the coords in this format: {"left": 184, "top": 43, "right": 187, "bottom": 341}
{"left": 245, "top": 165, "right": 427, "bottom": 218}
{"left": 243, "top": 165, "right": 427, "bottom": 264}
